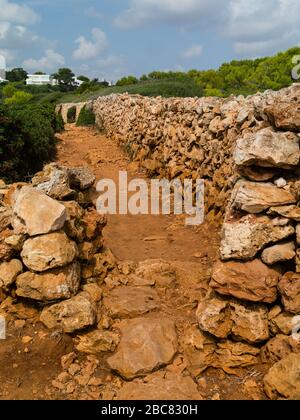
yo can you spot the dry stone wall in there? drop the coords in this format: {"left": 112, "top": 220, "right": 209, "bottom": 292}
{"left": 92, "top": 84, "right": 300, "bottom": 220}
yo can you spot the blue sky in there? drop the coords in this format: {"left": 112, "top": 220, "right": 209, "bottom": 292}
{"left": 0, "top": 0, "right": 299, "bottom": 81}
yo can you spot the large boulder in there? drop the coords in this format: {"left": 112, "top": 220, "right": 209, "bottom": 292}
{"left": 264, "top": 354, "right": 300, "bottom": 400}
{"left": 13, "top": 187, "right": 67, "bottom": 236}
{"left": 231, "top": 181, "right": 296, "bottom": 214}
{"left": 103, "top": 286, "right": 160, "bottom": 318}
{"left": 0, "top": 259, "right": 23, "bottom": 289}
{"left": 220, "top": 215, "right": 294, "bottom": 261}
{"left": 278, "top": 273, "right": 300, "bottom": 314}
{"left": 21, "top": 232, "right": 78, "bottom": 272}
{"left": 265, "top": 102, "right": 300, "bottom": 131}
{"left": 210, "top": 259, "right": 280, "bottom": 303}
{"left": 32, "top": 164, "right": 75, "bottom": 200}
{"left": 16, "top": 262, "right": 80, "bottom": 301}
{"left": 40, "top": 293, "right": 96, "bottom": 333}
{"left": 261, "top": 242, "right": 296, "bottom": 266}
{"left": 234, "top": 128, "right": 299, "bottom": 169}
{"left": 107, "top": 317, "right": 178, "bottom": 380}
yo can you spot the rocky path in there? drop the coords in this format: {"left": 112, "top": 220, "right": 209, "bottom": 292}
{"left": 0, "top": 124, "right": 268, "bottom": 400}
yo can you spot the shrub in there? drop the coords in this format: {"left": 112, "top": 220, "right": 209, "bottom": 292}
{"left": 0, "top": 103, "right": 58, "bottom": 182}
{"left": 76, "top": 105, "right": 95, "bottom": 126}
{"left": 5, "top": 91, "right": 33, "bottom": 105}
{"left": 67, "top": 106, "right": 76, "bottom": 123}
{"left": 55, "top": 112, "right": 65, "bottom": 133}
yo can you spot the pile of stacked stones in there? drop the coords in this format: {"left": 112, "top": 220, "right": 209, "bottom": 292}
{"left": 0, "top": 164, "right": 112, "bottom": 334}
{"left": 91, "top": 83, "right": 300, "bottom": 220}
{"left": 197, "top": 89, "right": 300, "bottom": 400}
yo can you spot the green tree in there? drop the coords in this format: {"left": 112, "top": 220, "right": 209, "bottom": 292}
{"left": 52, "top": 68, "right": 76, "bottom": 89}
{"left": 2, "top": 83, "right": 18, "bottom": 98}
{"left": 77, "top": 75, "right": 90, "bottom": 83}
{"left": 116, "top": 76, "right": 138, "bottom": 86}
{"left": 6, "top": 68, "right": 27, "bottom": 83}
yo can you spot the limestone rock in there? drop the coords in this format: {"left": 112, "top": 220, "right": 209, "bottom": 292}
{"left": 236, "top": 165, "right": 277, "bottom": 182}
{"left": 196, "top": 297, "right": 232, "bottom": 339}
{"left": 197, "top": 296, "right": 269, "bottom": 344}
{"left": 214, "top": 341, "right": 260, "bottom": 374}
{"left": 265, "top": 103, "right": 300, "bottom": 131}
{"left": 93, "top": 249, "right": 116, "bottom": 281}
{"left": 103, "top": 286, "right": 160, "bottom": 318}
{"left": 261, "top": 335, "right": 300, "bottom": 364}
{"left": 264, "top": 354, "right": 300, "bottom": 400}
{"left": 4, "top": 234, "right": 25, "bottom": 251}
{"left": 269, "top": 311, "right": 296, "bottom": 336}
{"left": 0, "top": 259, "right": 23, "bottom": 289}
{"left": 261, "top": 242, "right": 296, "bottom": 265}
{"left": 21, "top": 232, "right": 78, "bottom": 272}
{"left": 234, "top": 128, "right": 299, "bottom": 169}
{"left": 278, "top": 273, "right": 300, "bottom": 314}
{"left": 230, "top": 301, "right": 269, "bottom": 344}
{"left": 32, "top": 164, "right": 75, "bottom": 200}
{"left": 231, "top": 181, "right": 296, "bottom": 214}
{"left": 107, "top": 317, "right": 177, "bottom": 380}
{"left": 16, "top": 262, "right": 80, "bottom": 301}
{"left": 211, "top": 259, "right": 280, "bottom": 303}
{"left": 268, "top": 205, "right": 300, "bottom": 222}
{"left": 40, "top": 293, "right": 96, "bottom": 333}
{"left": 0, "top": 206, "right": 12, "bottom": 231}
{"left": 68, "top": 167, "right": 95, "bottom": 190}
{"left": 220, "top": 215, "right": 294, "bottom": 261}
{"left": 13, "top": 187, "right": 67, "bottom": 236}
{"left": 181, "top": 326, "right": 217, "bottom": 376}
{"left": 116, "top": 371, "right": 202, "bottom": 400}
{"left": 75, "top": 329, "right": 119, "bottom": 354}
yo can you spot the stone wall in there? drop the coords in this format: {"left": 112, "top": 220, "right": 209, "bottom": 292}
{"left": 91, "top": 84, "right": 300, "bottom": 219}
{"left": 56, "top": 102, "right": 88, "bottom": 124}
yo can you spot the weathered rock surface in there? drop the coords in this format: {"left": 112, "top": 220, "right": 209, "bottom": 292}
{"left": 261, "top": 335, "right": 300, "bottom": 364}
{"left": 13, "top": 187, "right": 67, "bottom": 236}
{"left": 234, "top": 128, "right": 300, "bottom": 169}
{"left": 117, "top": 371, "right": 202, "bottom": 400}
{"left": 278, "top": 273, "right": 300, "bottom": 314}
{"left": 269, "top": 310, "right": 296, "bottom": 335}
{"left": 220, "top": 215, "right": 294, "bottom": 261}
{"left": 107, "top": 317, "right": 177, "bottom": 380}
{"left": 16, "top": 262, "right": 80, "bottom": 301}
{"left": 264, "top": 354, "right": 300, "bottom": 400}
{"left": 103, "top": 286, "right": 160, "bottom": 318}
{"left": 0, "top": 259, "right": 23, "bottom": 289}
{"left": 210, "top": 259, "right": 280, "bottom": 303}
{"left": 214, "top": 341, "right": 260, "bottom": 374}
{"left": 0, "top": 206, "right": 12, "bottom": 231}
{"left": 68, "top": 167, "right": 95, "bottom": 190}
{"left": 261, "top": 242, "right": 296, "bottom": 265}
{"left": 75, "top": 329, "right": 120, "bottom": 354}
{"left": 32, "top": 164, "right": 75, "bottom": 200}
{"left": 181, "top": 326, "right": 216, "bottom": 376}
{"left": 231, "top": 181, "right": 296, "bottom": 214}
{"left": 21, "top": 232, "right": 78, "bottom": 272}
{"left": 196, "top": 297, "right": 232, "bottom": 339}
{"left": 135, "top": 260, "right": 176, "bottom": 287}
{"left": 197, "top": 296, "right": 269, "bottom": 344}
{"left": 265, "top": 102, "right": 300, "bottom": 131}
{"left": 268, "top": 205, "right": 300, "bottom": 221}
{"left": 40, "top": 293, "right": 96, "bottom": 333}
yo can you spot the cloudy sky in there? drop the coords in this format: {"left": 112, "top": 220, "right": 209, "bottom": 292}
{"left": 0, "top": 0, "right": 299, "bottom": 81}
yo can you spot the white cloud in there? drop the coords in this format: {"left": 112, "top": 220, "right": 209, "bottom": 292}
{"left": 182, "top": 44, "right": 203, "bottom": 59}
{"left": 97, "top": 55, "right": 123, "bottom": 69}
{"left": 72, "top": 28, "right": 108, "bottom": 60}
{"left": 84, "top": 7, "right": 104, "bottom": 20}
{"left": 0, "top": 0, "right": 39, "bottom": 25}
{"left": 115, "top": 0, "right": 300, "bottom": 56}
{"left": 23, "top": 49, "right": 65, "bottom": 71}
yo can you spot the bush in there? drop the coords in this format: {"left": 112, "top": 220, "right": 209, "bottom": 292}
{"left": 0, "top": 103, "right": 58, "bottom": 182}
{"left": 67, "top": 106, "right": 76, "bottom": 123}
{"left": 76, "top": 106, "right": 95, "bottom": 126}
{"left": 55, "top": 112, "right": 65, "bottom": 133}
{"left": 5, "top": 91, "right": 33, "bottom": 105}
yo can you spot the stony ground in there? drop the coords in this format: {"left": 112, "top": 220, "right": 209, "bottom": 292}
{"left": 0, "top": 124, "right": 271, "bottom": 400}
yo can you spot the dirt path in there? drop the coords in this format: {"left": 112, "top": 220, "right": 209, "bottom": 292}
{"left": 56, "top": 124, "right": 220, "bottom": 263}
{"left": 0, "top": 124, "right": 268, "bottom": 401}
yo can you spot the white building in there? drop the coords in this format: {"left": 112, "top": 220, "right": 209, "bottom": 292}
{"left": 26, "top": 74, "right": 58, "bottom": 86}
{"left": 0, "top": 55, "right": 7, "bottom": 83}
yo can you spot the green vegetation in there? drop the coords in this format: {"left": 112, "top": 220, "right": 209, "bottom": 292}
{"left": 67, "top": 106, "right": 77, "bottom": 123}
{"left": 116, "top": 76, "right": 139, "bottom": 86}
{"left": 0, "top": 103, "right": 61, "bottom": 182}
{"left": 76, "top": 105, "right": 96, "bottom": 126}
